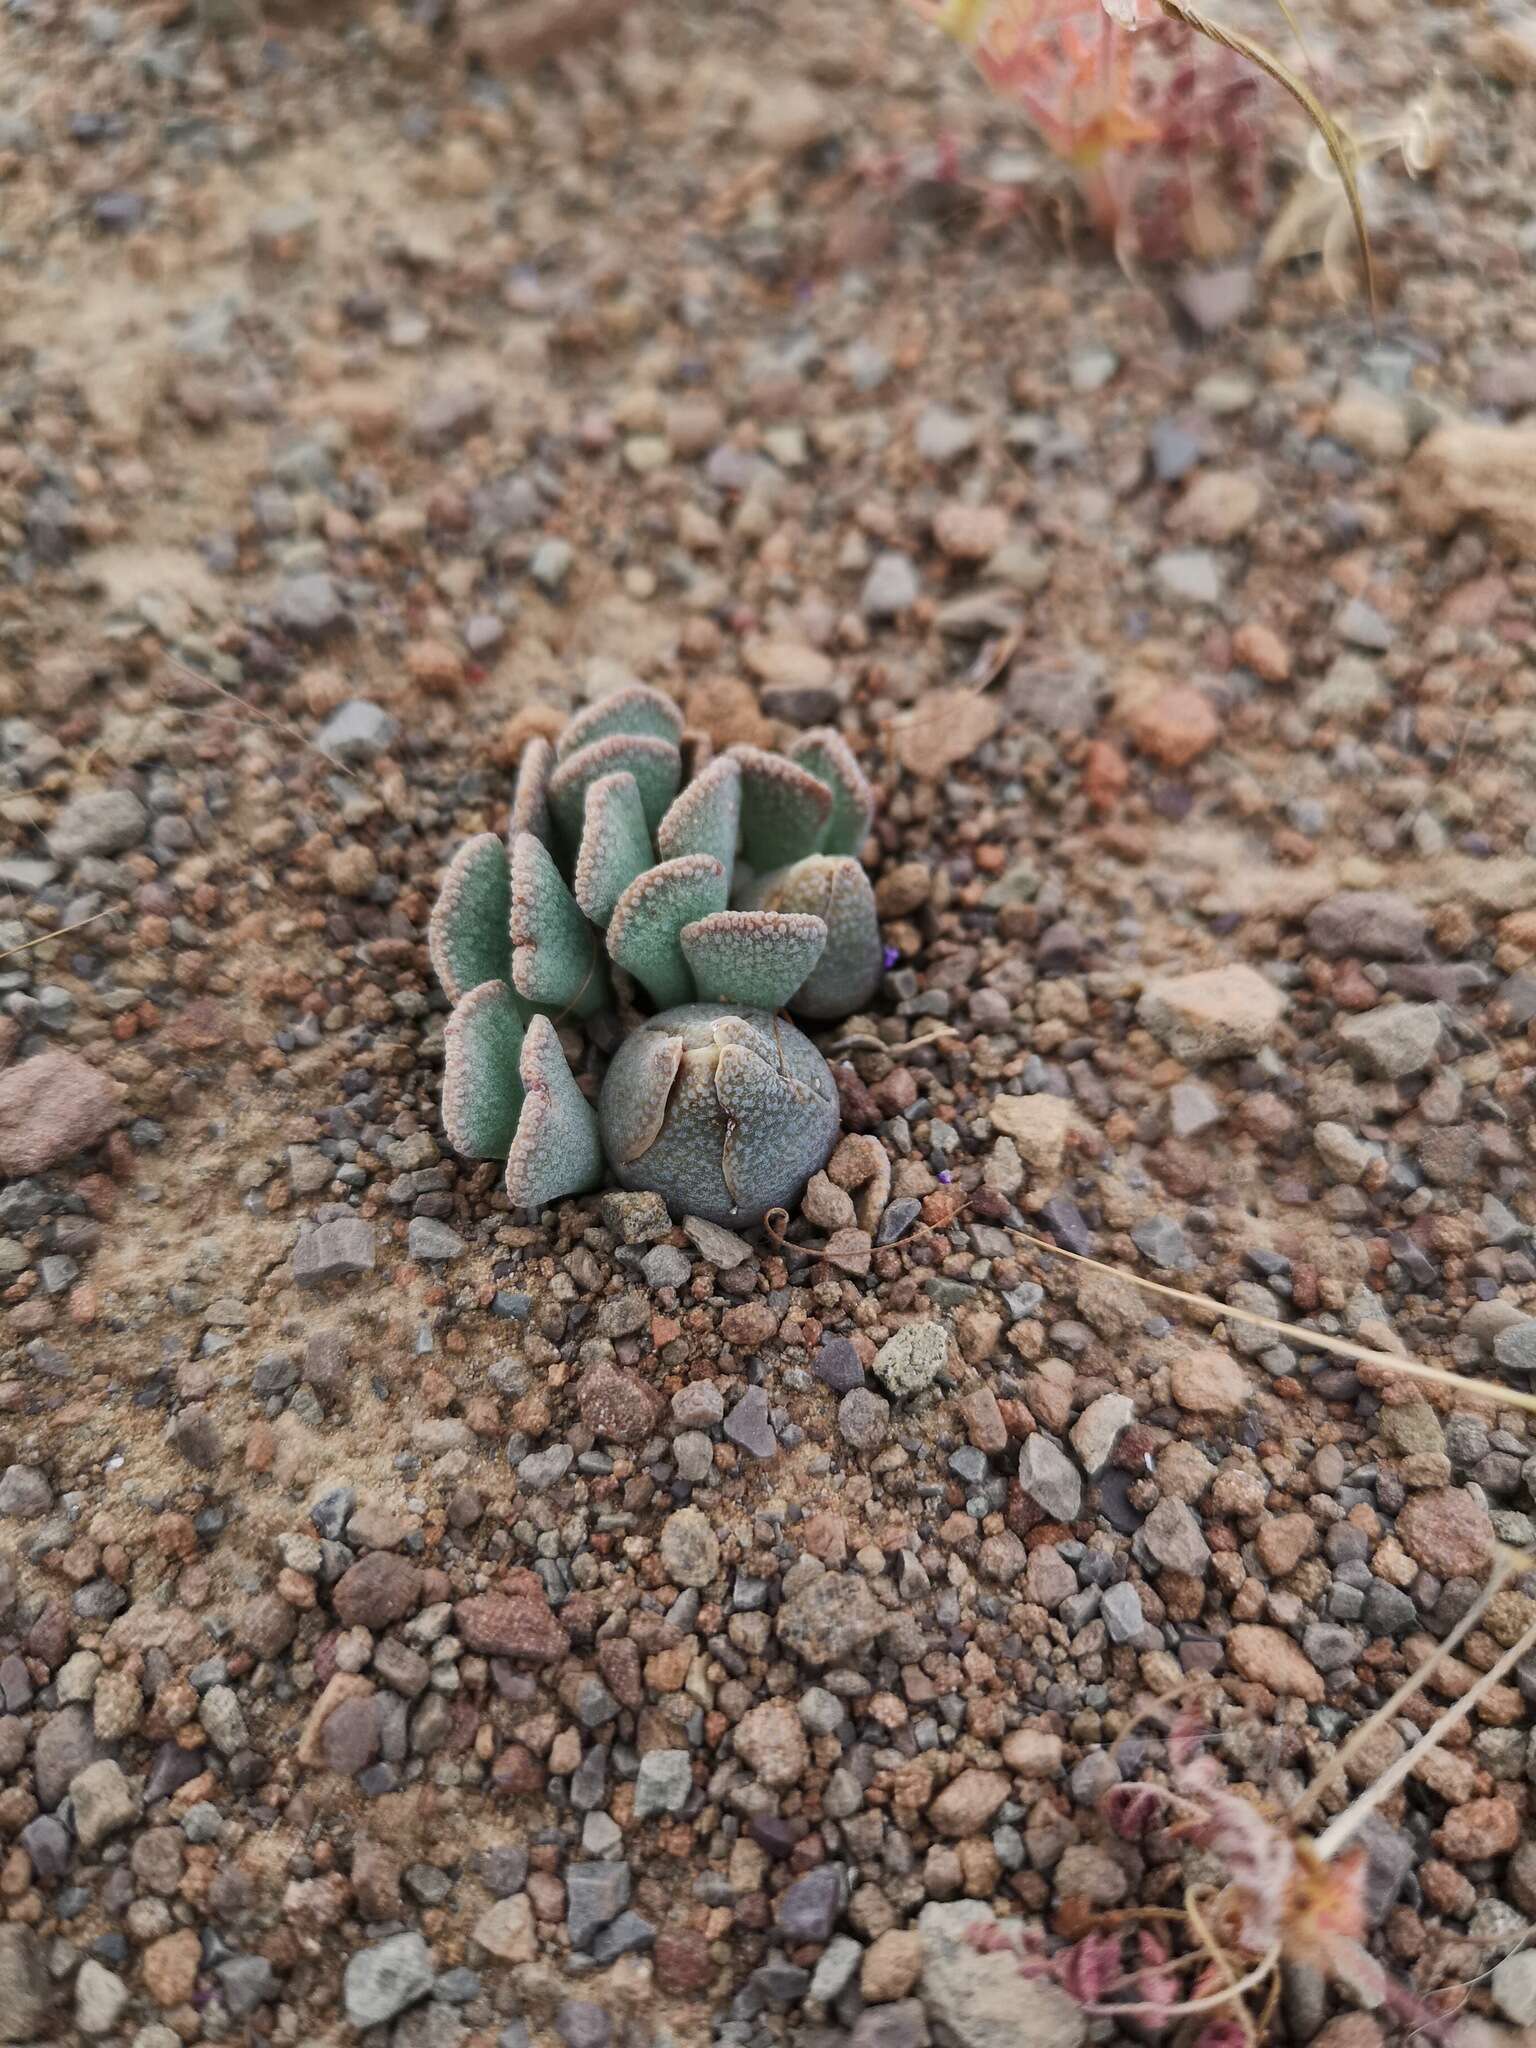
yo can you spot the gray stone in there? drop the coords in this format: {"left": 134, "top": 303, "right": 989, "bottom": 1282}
{"left": 1153, "top": 548, "right": 1222, "bottom": 607}
{"left": 317, "top": 700, "right": 398, "bottom": 764}
{"left": 1493, "top": 1320, "right": 1536, "bottom": 1375}
{"left": 659, "top": 1506, "right": 718, "bottom": 1587}
{"left": 343, "top": 1933, "right": 436, "bottom": 2027}
{"left": 681, "top": 1214, "right": 753, "bottom": 1266}
{"left": 216, "top": 1955, "right": 278, "bottom": 2017}
{"left": 1131, "top": 1216, "right": 1191, "bottom": 1270}
{"left": 33, "top": 1706, "right": 100, "bottom": 1808}
{"left": 918, "top": 1899, "right": 1085, "bottom": 2048}
{"left": 565, "top": 1861, "right": 630, "bottom": 1950}
{"left": 1017, "top": 1435, "right": 1082, "bottom": 1522}
{"left": 633, "top": 1750, "right": 691, "bottom": 1819}
{"left": 273, "top": 573, "right": 347, "bottom": 639}
{"left": 724, "top": 1385, "right": 777, "bottom": 1459}
{"left": 0, "top": 1465, "right": 51, "bottom": 1518}
{"left": 1336, "top": 1003, "right": 1442, "bottom": 1079}
{"left": 861, "top": 551, "right": 921, "bottom": 619}
{"left": 554, "top": 2002, "right": 612, "bottom": 2048}
{"left": 1168, "top": 1080, "right": 1222, "bottom": 1137}
{"left": 408, "top": 1218, "right": 465, "bottom": 1262}
{"left": 1362, "top": 1581, "right": 1416, "bottom": 1634}
{"left": 46, "top": 788, "right": 147, "bottom": 862}
{"left": 777, "top": 1863, "right": 844, "bottom": 1942}
{"left": 916, "top": 406, "right": 980, "bottom": 462}
{"left": 1101, "top": 1581, "right": 1144, "bottom": 1644}
{"left": 1492, "top": 1952, "right": 1536, "bottom": 2026}
{"left": 588, "top": 1911, "right": 654, "bottom": 1962}
{"left": 294, "top": 1217, "right": 376, "bottom": 1285}
{"left": 75, "top": 1958, "right": 127, "bottom": 2037}
{"left": 530, "top": 538, "right": 574, "bottom": 594}
{"left": 838, "top": 1387, "right": 890, "bottom": 1451}
{"left": 872, "top": 1323, "right": 949, "bottom": 1398}
{"left": 1303, "top": 1622, "right": 1364, "bottom": 1673}
{"left": 1136, "top": 1496, "right": 1211, "bottom": 1575}
{"left": 640, "top": 1243, "right": 691, "bottom": 1289}
{"left": 777, "top": 1569, "right": 884, "bottom": 1667}
{"left": 0, "top": 1926, "right": 49, "bottom": 2044}
{"left": 515, "top": 1445, "right": 573, "bottom": 1492}
{"left": 809, "top": 1933, "right": 863, "bottom": 2004}
{"left": 1306, "top": 891, "right": 1427, "bottom": 961}
{"left": 602, "top": 1190, "right": 671, "bottom": 1244}
{"left": 70, "top": 1758, "right": 138, "bottom": 1849}
{"left": 852, "top": 2001, "right": 930, "bottom": 2048}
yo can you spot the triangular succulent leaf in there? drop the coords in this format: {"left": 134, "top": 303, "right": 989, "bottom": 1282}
{"left": 510, "top": 831, "right": 609, "bottom": 1020}
{"left": 505, "top": 1014, "right": 604, "bottom": 1208}
{"left": 574, "top": 771, "right": 653, "bottom": 929}
{"left": 790, "top": 727, "right": 875, "bottom": 857}
{"left": 656, "top": 754, "right": 741, "bottom": 879}
{"left": 442, "top": 980, "right": 525, "bottom": 1158}
{"left": 429, "top": 832, "right": 512, "bottom": 1004}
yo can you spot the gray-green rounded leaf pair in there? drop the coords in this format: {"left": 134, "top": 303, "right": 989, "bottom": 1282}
{"left": 428, "top": 684, "right": 883, "bottom": 1223}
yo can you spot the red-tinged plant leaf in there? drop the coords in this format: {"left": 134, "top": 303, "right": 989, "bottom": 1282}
{"left": 1196, "top": 1788, "right": 1295, "bottom": 1951}
{"left": 1054, "top": 1931, "right": 1124, "bottom": 2005}
{"left": 1190, "top": 2025, "right": 1247, "bottom": 2048}
{"left": 1103, "top": 1782, "right": 1166, "bottom": 1839}
{"left": 1131, "top": 1929, "right": 1182, "bottom": 2030}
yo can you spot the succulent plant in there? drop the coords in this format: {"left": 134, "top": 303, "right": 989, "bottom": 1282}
{"left": 429, "top": 683, "right": 883, "bottom": 1223}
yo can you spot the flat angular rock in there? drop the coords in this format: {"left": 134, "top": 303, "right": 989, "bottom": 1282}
{"left": 872, "top": 1323, "right": 950, "bottom": 1398}
{"left": 343, "top": 1933, "right": 435, "bottom": 2027}
{"left": 1017, "top": 1435, "right": 1082, "bottom": 1522}
{"left": 1138, "top": 965, "right": 1285, "bottom": 1062}
{"left": 918, "top": 1899, "right": 1086, "bottom": 2048}
{"left": 454, "top": 1594, "right": 569, "bottom": 1663}
{"left": 776, "top": 1571, "right": 883, "bottom": 1667}
{"left": 293, "top": 1218, "right": 376, "bottom": 1286}
{"left": 46, "top": 788, "right": 147, "bottom": 861}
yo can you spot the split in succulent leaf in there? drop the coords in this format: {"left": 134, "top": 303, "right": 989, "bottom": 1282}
{"left": 442, "top": 979, "right": 525, "bottom": 1158}
{"left": 680, "top": 909, "right": 828, "bottom": 1011}
{"left": 511, "top": 830, "right": 609, "bottom": 1019}
{"left": 548, "top": 731, "right": 682, "bottom": 846}
{"left": 606, "top": 853, "right": 729, "bottom": 1009}
{"left": 574, "top": 770, "right": 652, "bottom": 928}
{"left": 729, "top": 744, "right": 835, "bottom": 870}
{"left": 505, "top": 1013, "right": 605, "bottom": 1209}
{"left": 429, "top": 832, "right": 511, "bottom": 1003}
{"left": 599, "top": 1003, "right": 839, "bottom": 1225}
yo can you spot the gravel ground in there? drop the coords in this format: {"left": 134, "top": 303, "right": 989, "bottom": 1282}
{"left": 5, "top": 2, "right": 1536, "bottom": 2045}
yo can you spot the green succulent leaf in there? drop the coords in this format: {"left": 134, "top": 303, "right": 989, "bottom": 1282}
{"left": 510, "top": 831, "right": 609, "bottom": 1020}
{"left": 574, "top": 771, "right": 653, "bottom": 930}
{"left": 442, "top": 980, "right": 525, "bottom": 1159}
{"left": 505, "top": 1013, "right": 604, "bottom": 1208}
{"left": 548, "top": 733, "right": 682, "bottom": 847}
{"left": 728, "top": 745, "right": 834, "bottom": 870}
{"left": 606, "top": 853, "right": 728, "bottom": 1009}
{"left": 655, "top": 754, "right": 741, "bottom": 880}
{"left": 746, "top": 854, "right": 882, "bottom": 1020}
{"left": 680, "top": 909, "right": 827, "bottom": 1011}
{"left": 556, "top": 682, "right": 685, "bottom": 761}
{"left": 789, "top": 727, "right": 875, "bottom": 858}
{"left": 428, "top": 832, "right": 512, "bottom": 1005}
{"left": 508, "top": 734, "right": 555, "bottom": 847}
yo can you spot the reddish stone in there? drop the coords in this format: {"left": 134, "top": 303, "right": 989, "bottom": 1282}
{"left": 454, "top": 1594, "right": 570, "bottom": 1663}
{"left": 331, "top": 1553, "right": 421, "bottom": 1630}
{"left": 653, "top": 1928, "right": 714, "bottom": 1992}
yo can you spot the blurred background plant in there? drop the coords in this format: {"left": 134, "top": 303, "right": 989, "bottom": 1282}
{"left": 901, "top": 0, "right": 1440, "bottom": 288}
